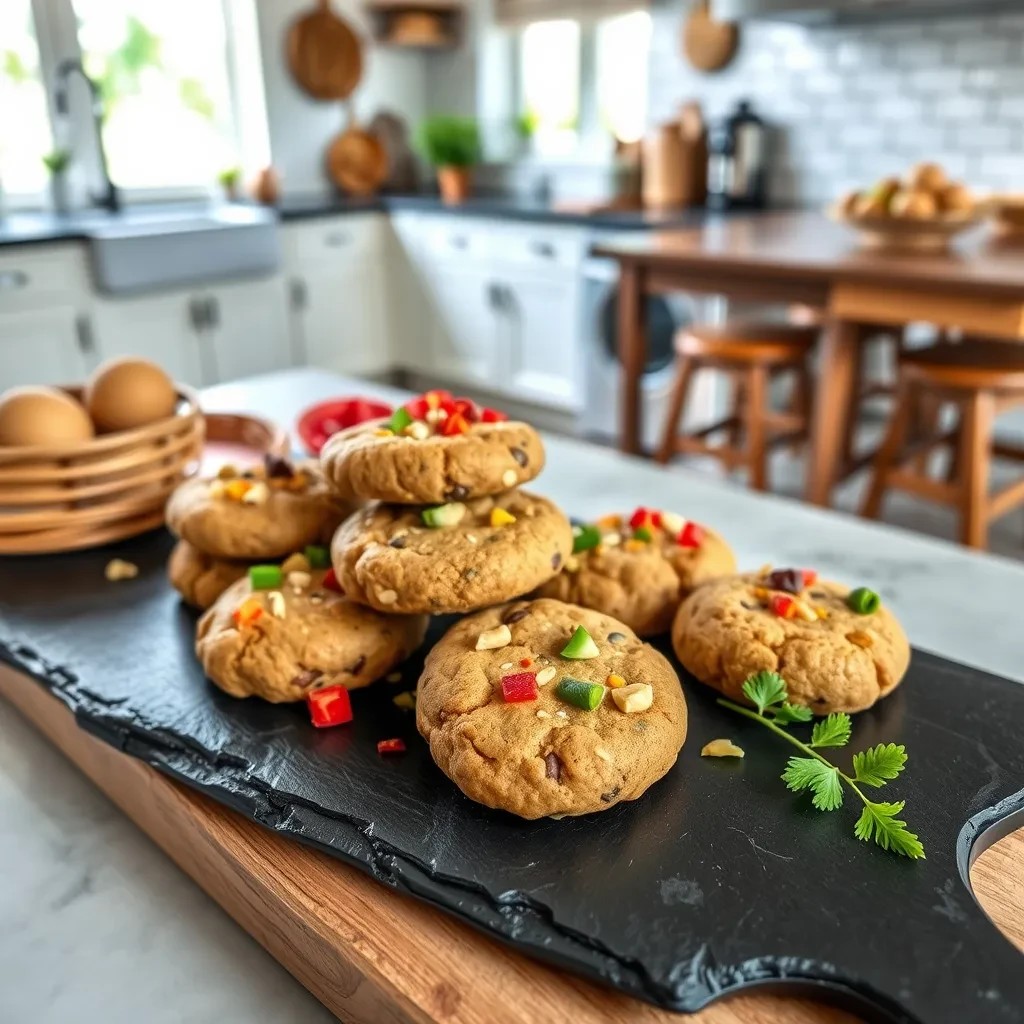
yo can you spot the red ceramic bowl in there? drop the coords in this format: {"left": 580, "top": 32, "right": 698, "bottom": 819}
{"left": 297, "top": 397, "right": 393, "bottom": 456}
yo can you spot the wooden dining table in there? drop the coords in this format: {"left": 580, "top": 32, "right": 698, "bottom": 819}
{"left": 593, "top": 211, "right": 1024, "bottom": 505}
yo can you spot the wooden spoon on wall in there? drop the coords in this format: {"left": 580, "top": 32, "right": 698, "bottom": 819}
{"left": 287, "top": 0, "right": 363, "bottom": 101}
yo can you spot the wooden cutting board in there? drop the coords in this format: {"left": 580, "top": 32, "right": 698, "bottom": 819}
{"left": 2, "top": 663, "right": 1022, "bottom": 1024}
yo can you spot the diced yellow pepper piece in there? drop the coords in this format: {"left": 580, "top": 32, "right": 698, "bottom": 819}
{"left": 225, "top": 479, "right": 252, "bottom": 501}
{"left": 490, "top": 508, "right": 517, "bottom": 527}
{"left": 606, "top": 673, "right": 626, "bottom": 689}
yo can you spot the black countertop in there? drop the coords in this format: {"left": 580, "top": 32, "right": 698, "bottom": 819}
{"left": 0, "top": 194, "right": 718, "bottom": 249}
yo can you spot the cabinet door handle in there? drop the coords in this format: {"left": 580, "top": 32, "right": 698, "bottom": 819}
{"left": 0, "top": 270, "right": 29, "bottom": 291}
{"left": 528, "top": 240, "right": 556, "bottom": 260}
{"left": 74, "top": 314, "right": 96, "bottom": 355}
{"left": 486, "top": 282, "right": 503, "bottom": 311}
{"left": 290, "top": 278, "right": 308, "bottom": 311}
{"left": 324, "top": 231, "right": 351, "bottom": 248}
{"left": 206, "top": 296, "right": 221, "bottom": 329}
{"left": 188, "top": 297, "right": 206, "bottom": 331}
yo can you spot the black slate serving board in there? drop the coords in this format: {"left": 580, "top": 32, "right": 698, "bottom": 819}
{"left": 2, "top": 530, "right": 1023, "bottom": 1024}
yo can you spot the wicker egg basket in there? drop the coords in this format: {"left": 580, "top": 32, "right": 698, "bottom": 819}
{"left": 0, "top": 386, "right": 204, "bottom": 555}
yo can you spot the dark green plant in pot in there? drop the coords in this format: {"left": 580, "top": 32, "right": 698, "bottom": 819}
{"left": 416, "top": 115, "right": 480, "bottom": 168}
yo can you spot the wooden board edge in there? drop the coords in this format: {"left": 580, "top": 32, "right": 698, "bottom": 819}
{"left": 2, "top": 662, "right": 1019, "bottom": 1024}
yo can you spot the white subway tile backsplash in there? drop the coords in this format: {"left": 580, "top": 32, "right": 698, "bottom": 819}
{"left": 647, "top": 9, "right": 1024, "bottom": 203}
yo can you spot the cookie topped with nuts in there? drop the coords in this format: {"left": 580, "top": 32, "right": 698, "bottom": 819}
{"left": 536, "top": 507, "right": 736, "bottom": 637}
{"left": 196, "top": 557, "right": 428, "bottom": 703}
{"left": 671, "top": 569, "right": 910, "bottom": 714}
{"left": 168, "top": 539, "right": 251, "bottom": 610}
{"left": 330, "top": 490, "right": 573, "bottom": 615}
{"left": 416, "top": 598, "right": 688, "bottom": 819}
{"left": 320, "top": 390, "right": 545, "bottom": 505}
{"left": 166, "top": 456, "right": 353, "bottom": 560}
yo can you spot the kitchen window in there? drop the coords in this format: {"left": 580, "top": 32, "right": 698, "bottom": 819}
{"left": 0, "top": 0, "right": 54, "bottom": 201}
{"left": 515, "top": 8, "right": 651, "bottom": 160}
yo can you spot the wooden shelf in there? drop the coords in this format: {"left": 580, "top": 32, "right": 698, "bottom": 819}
{"left": 364, "top": 0, "right": 464, "bottom": 49}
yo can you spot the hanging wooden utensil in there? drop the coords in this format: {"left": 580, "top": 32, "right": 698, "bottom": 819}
{"left": 287, "top": 0, "right": 364, "bottom": 101}
{"left": 326, "top": 102, "right": 389, "bottom": 197}
{"left": 682, "top": 0, "right": 738, "bottom": 73}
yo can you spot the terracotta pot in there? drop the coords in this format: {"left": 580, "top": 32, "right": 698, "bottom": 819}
{"left": 437, "top": 165, "right": 471, "bottom": 205}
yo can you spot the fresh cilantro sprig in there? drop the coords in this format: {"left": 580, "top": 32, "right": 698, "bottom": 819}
{"left": 718, "top": 671, "right": 925, "bottom": 860}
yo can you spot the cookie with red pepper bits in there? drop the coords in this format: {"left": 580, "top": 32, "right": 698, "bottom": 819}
{"left": 330, "top": 490, "right": 573, "bottom": 614}
{"left": 416, "top": 598, "right": 687, "bottom": 819}
{"left": 319, "top": 390, "right": 544, "bottom": 505}
{"left": 671, "top": 569, "right": 910, "bottom": 714}
{"left": 166, "top": 456, "right": 354, "bottom": 560}
{"left": 196, "top": 566, "right": 427, "bottom": 703}
{"left": 167, "top": 539, "right": 250, "bottom": 610}
{"left": 536, "top": 507, "right": 736, "bottom": 636}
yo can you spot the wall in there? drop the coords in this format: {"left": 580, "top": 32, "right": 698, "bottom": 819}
{"left": 256, "top": 0, "right": 430, "bottom": 197}
{"left": 648, "top": 2, "right": 1024, "bottom": 204}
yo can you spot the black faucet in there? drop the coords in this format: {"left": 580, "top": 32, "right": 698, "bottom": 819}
{"left": 54, "top": 59, "right": 121, "bottom": 214}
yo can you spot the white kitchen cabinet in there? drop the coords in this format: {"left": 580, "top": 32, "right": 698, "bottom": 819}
{"left": 424, "top": 264, "right": 499, "bottom": 387}
{"left": 205, "top": 278, "right": 293, "bottom": 382}
{"left": 0, "top": 305, "right": 92, "bottom": 387}
{"left": 92, "top": 293, "right": 204, "bottom": 386}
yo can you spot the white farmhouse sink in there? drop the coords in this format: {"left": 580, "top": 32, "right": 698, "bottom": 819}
{"left": 85, "top": 205, "right": 281, "bottom": 295}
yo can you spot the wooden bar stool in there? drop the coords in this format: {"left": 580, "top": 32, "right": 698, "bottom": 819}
{"left": 656, "top": 321, "right": 818, "bottom": 490}
{"left": 861, "top": 341, "right": 1024, "bottom": 549}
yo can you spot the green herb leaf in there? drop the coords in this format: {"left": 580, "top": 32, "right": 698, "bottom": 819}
{"left": 810, "top": 712, "right": 853, "bottom": 749}
{"left": 852, "top": 743, "right": 908, "bottom": 787}
{"left": 772, "top": 702, "right": 814, "bottom": 725}
{"left": 782, "top": 757, "right": 844, "bottom": 811}
{"left": 854, "top": 801, "right": 925, "bottom": 859}
{"left": 742, "top": 671, "right": 787, "bottom": 715}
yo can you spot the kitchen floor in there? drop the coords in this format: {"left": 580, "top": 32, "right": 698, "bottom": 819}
{"left": 665, "top": 421, "right": 1024, "bottom": 564}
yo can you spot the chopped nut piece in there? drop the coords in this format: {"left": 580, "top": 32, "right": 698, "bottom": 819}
{"left": 105, "top": 558, "right": 138, "bottom": 582}
{"left": 595, "top": 746, "right": 612, "bottom": 762}
{"left": 701, "top": 738, "right": 745, "bottom": 758}
{"left": 847, "top": 630, "right": 874, "bottom": 649}
{"left": 281, "top": 552, "right": 311, "bottom": 575}
{"left": 660, "top": 511, "right": 685, "bottom": 535}
{"left": 466, "top": 534, "right": 478, "bottom": 544}
{"left": 287, "top": 570, "right": 312, "bottom": 591}
{"left": 501, "top": 468, "right": 517, "bottom": 488}
{"left": 535, "top": 666, "right": 556, "bottom": 686}
{"left": 403, "top": 420, "right": 430, "bottom": 440}
{"left": 393, "top": 691, "right": 417, "bottom": 710}
{"left": 475, "top": 624, "right": 512, "bottom": 651}
{"left": 377, "top": 589, "right": 398, "bottom": 606}
{"left": 536, "top": 710, "right": 551, "bottom": 719}
{"left": 208, "top": 479, "right": 227, "bottom": 498}
{"left": 242, "top": 481, "right": 269, "bottom": 505}
{"left": 601, "top": 533, "right": 621, "bottom": 548}
{"left": 268, "top": 591, "right": 287, "bottom": 619}
{"left": 386, "top": 672, "right": 402, "bottom": 683}
{"left": 612, "top": 683, "right": 654, "bottom": 714}
{"left": 565, "top": 556, "right": 580, "bottom": 573}
{"left": 425, "top": 408, "right": 447, "bottom": 425}
{"left": 794, "top": 600, "right": 818, "bottom": 622}
{"left": 555, "top": 710, "right": 568, "bottom": 719}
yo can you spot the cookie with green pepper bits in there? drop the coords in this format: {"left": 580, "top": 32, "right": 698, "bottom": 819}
{"left": 671, "top": 571, "right": 910, "bottom": 714}
{"left": 416, "top": 598, "right": 687, "bottom": 819}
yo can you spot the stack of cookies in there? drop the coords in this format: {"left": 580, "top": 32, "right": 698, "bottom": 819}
{"left": 321, "top": 391, "right": 573, "bottom": 615}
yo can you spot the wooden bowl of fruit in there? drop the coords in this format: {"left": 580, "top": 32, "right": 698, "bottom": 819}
{"left": 830, "top": 163, "right": 984, "bottom": 252}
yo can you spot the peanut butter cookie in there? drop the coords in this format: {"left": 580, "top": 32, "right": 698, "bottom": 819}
{"left": 196, "top": 565, "right": 427, "bottom": 703}
{"left": 330, "top": 490, "right": 573, "bottom": 615}
{"left": 672, "top": 569, "right": 910, "bottom": 714}
{"left": 417, "top": 598, "right": 687, "bottom": 819}
{"left": 537, "top": 507, "right": 736, "bottom": 636}
{"left": 166, "top": 456, "right": 352, "bottom": 560}
{"left": 320, "top": 391, "right": 544, "bottom": 505}
{"left": 168, "top": 539, "right": 249, "bottom": 610}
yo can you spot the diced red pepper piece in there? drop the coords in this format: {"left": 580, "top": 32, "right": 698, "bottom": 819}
{"left": 520, "top": 657, "right": 532, "bottom": 668}
{"left": 453, "top": 396, "right": 481, "bottom": 423}
{"left": 404, "top": 396, "right": 428, "bottom": 420}
{"left": 677, "top": 522, "right": 705, "bottom": 548}
{"left": 377, "top": 738, "right": 406, "bottom": 755}
{"left": 650, "top": 510, "right": 663, "bottom": 528}
{"left": 802, "top": 569, "right": 818, "bottom": 587}
{"left": 480, "top": 407, "right": 508, "bottom": 423}
{"left": 322, "top": 568, "right": 343, "bottom": 593}
{"left": 770, "top": 594, "right": 796, "bottom": 619}
{"left": 628, "top": 507, "right": 653, "bottom": 530}
{"left": 232, "top": 596, "right": 263, "bottom": 627}
{"left": 440, "top": 410, "right": 471, "bottom": 436}
{"left": 307, "top": 685, "right": 353, "bottom": 728}
{"left": 501, "top": 672, "right": 539, "bottom": 703}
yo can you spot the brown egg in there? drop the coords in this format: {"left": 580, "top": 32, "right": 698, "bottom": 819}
{"left": 837, "top": 190, "right": 862, "bottom": 217}
{"left": 0, "top": 386, "right": 95, "bottom": 447}
{"left": 890, "top": 189, "right": 938, "bottom": 219}
{"left": 939, "top": 182, "right": 974, "bottom": 215}
{"left": 85, "top": 357, "right": 177, "bottom": 433}
{"left": 906, "top": 162, "right": 947, "bottom": 194}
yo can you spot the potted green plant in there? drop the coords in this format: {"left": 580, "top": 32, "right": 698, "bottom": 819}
{"left": 218, "top": 166, "right": 242, "bottom": 202}
{"left": 416, "top": 115, "right": 480, "bottom": 205}
{"left": 42, "top": 149, "right": 73, "bottom": 215}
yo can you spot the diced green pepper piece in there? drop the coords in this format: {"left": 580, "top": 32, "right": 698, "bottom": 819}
{"left": 421, "top": 502, "right": 467, "bottom": 528}
{"left": 388, "top": 407, "right": 413, "bottom": 434}
{"left": 560, "top": 625, "right": 600, "bottom": 660}
{"left": 556, "top": 677, "right": 605, "bottom": 711}
{"left": 632, "top": 525, "right": 654, "bottom": 543}
{"left": 304, "top": 545, "right": 331, "bottom": 569}
{"left": 572, "top": 524, "right": 602, "bottom": 554}
{"left": 847, "top": 587, "right": 881, "bottom": 615}
{"left": 249, "top": 565, "right": 283, "bottom": 590}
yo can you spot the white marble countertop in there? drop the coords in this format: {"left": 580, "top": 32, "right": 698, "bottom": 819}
{"left": 3, "top": 367, "right": 1022, "bottom": 1023}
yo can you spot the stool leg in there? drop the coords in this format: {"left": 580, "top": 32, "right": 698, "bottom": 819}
{"left": 791, "top": 361, "right": 813, "bottom": 451}
{"left": 860, "top": 378, "right": 915, "bottom": 520}
{"left": 656, "top": 356, "right": 696, "bottom": 465}
{"left": 841, "top": 331, "right": 867, "bottom": 466}
{"left": 957, "top": 390, "right": 994, "bottom": 550}
{"left": 745, "top": 364, "right": 769, "bottom": 491}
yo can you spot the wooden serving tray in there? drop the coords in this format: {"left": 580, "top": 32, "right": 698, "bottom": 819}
{"left": 4, "top": 665, "right": 1021, "bottom": 1024}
